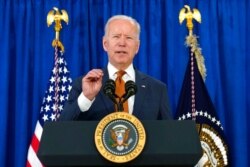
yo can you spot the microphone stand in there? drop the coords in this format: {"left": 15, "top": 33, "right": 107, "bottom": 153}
{"left": 103, "top": 79, "right": 136, "bottom": 113}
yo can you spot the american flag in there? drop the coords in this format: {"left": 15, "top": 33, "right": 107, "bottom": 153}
{"left": 26, "top": 46, "right": 72, "bottom": 167}
{"left": 175, "top": 35, "right": 228, "bottom": 166}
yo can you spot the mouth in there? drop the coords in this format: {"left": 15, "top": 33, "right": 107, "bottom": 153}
{"left": 115, "top": 51, "right": 128, "bottom": 54}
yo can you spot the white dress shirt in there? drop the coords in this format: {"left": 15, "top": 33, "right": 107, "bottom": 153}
{"left": 78, "top": 63, "right": 135, "bottom": 114}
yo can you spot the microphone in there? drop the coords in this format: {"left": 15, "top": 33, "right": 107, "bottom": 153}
{"left": 103, "top": 79, "right": 117, "bottom": 104}
{"left": 121, "top": 80, "right": 137, "bottom": 103}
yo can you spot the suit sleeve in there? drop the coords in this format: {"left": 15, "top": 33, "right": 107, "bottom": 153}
{"left": 159, "top": 84, "right": 173, "bottom": 120}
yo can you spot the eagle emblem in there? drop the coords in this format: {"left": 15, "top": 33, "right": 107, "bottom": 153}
{"left": 95, "top": 112, "right": 146, "bottom": 163}
{"left": 110, "top": 124, "right": 132, "bottom": 151}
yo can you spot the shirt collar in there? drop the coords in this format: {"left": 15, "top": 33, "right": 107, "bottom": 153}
{"left": 107, "top": 62, "right": 135, "bottom": 81}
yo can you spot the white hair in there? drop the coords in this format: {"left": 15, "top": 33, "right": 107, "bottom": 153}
{"left": 104, "top": 15, "right": 141, "bottom": 39}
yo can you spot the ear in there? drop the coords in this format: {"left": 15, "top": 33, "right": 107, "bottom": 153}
{"left": 135, "top": 40, "right": 140, "bottom": 54}
{"left": 103, "top": 37, "right": 108, "bottom": 51}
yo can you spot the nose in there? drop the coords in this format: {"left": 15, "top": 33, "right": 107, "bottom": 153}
{"left": 118, "top": 36, "right": 126, "bottom": 46}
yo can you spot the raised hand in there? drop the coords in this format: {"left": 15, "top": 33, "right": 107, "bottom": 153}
{"left": 82, "top": 69, "right": 104, "bottom": 100}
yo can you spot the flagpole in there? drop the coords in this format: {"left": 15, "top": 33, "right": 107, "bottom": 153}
{"left": 47, "top": 7, "right": 69, "bottom": 119}
{"left": 179, "top": 5, "right": 201, "bottom": 121}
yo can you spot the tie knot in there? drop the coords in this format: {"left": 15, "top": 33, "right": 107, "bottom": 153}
{"left": 116, "top": 70, "right": 126, "bottom": 79}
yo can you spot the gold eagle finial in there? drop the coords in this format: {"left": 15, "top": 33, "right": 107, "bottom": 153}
{"left": 179, "top": 5, "right": 201, "bottom": 36}
{"left": 47, "top": 7, "right": 69, "bottom": 52}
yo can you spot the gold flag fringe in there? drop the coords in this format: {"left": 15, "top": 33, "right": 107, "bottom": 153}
{"left": 185, "top": 35, "right": 207, "bottom": 81}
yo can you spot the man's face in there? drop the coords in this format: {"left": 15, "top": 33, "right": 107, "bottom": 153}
{"left": 103, "top": 19, "right": 140, "bottom": 69}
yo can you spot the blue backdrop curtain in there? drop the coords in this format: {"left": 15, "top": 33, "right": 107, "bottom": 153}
{"left": 0, "top": 0, "right": 249, "bottom": 166}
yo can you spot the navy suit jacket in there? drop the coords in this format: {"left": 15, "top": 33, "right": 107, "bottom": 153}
{"left": 59, "top": 68, "right": 172, "bottom": 121}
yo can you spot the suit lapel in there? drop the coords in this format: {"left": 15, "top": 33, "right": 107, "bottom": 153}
{"left": 133, "top": 70, "right": 147, "bottom": 117}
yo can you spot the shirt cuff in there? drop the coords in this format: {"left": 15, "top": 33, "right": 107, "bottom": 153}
{"left": 77, "top": 92, "right": 95, "bottom": 112}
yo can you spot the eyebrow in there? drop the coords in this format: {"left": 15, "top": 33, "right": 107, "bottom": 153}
{"left": 111, "top": 33, "right": 136, "bottom": 38}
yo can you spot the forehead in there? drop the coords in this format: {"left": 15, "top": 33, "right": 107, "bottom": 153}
{"left": 108, "top": 19, "right": 137, "bottom": 35}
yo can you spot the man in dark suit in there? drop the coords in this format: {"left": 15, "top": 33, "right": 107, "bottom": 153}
{"left": 59, "top": 15, "right": 172, "bottom": 121}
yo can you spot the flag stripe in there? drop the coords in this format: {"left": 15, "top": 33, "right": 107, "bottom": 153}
{"left": 27, "top": 122, "right": 44, "bottom": 167}
{"left": 27, "top": 146, "right": 43, "bottom": 167}
{"left": 26, "top": 161, "right": 31, "bottom": 167}
{"left": 30, "top": 130, "right": 40, "bottom": 153}
{"left": 34, "top": 122, "right": 43, "bottom": 141}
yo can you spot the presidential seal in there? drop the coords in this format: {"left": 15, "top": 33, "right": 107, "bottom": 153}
{"left": 94, "top": 112, "right": 146, "bottom": 163}
{"left": 195, "top": 124, "right": 228, "bottom": 167}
